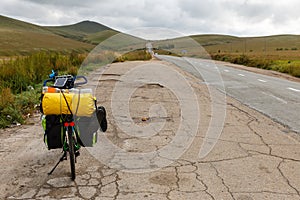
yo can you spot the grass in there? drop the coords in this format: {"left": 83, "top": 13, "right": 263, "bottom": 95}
{"left": 0, "top": 48, "right": 151, "bottom": 128}
{"left": 85, "top": 30, "right": 119, "bottom": 44}
{"left": 0, "top": 52, "right": 86, "bottom": 92}
{"left": 0, "top": 52, "right": 86, "bottom": 128}
{"left": 211, "top": 53, "right": 300, "bottom": 77}
{"left": 46, "top": 20, "right": 112, "bottom": 35}
{"left": 0, "top": 86, "right": 40, "bottom": 128}
{"left": 0, "top": 30, "right": 93, "bottom": 56}
{"left": 0, "top": 15, "right": 48, "bottom": 32}
{"left": 113, "top": 49, "right": 152, "bottom": 62}
{"left": 192, "top": 34, "right": 300, "bottom": 56}
{"left": 0, "top": 16, "right": 148, "bottom": 128}
{"left": 271, "top": 60, "right": 300, "bottom": 77}
{"left": 45, "top": 21, "right": 115, "bottom": 44}
{"left": 0, "top": 15, "right": 94, "bottom": 56}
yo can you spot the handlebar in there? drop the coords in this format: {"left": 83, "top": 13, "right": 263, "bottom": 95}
{"left": 43, "top": 79, "right": 54, "bottom": 87}
{"left": 43, "top": 74, "right": 88, "bottom": 88}
{"left": 74, "top": 75, "right": 88, "bottom": 87}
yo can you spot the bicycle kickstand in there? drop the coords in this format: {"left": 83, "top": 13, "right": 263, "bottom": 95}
{"left": 48, "top": 152, "right": 67, "bottom": 175}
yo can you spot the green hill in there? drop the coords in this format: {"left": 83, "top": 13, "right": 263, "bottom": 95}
{"left": 45, "top": 21, "right": 118, "bottom": 44}
{"left": 1, "top": 14, "right": 300, "bottom": 64}
{"left": 0, "top": 15, "right": 94, "bottom": 56}
{"left": 0, "top": 15, "right": 48, "bottom": 32}
{"left": 85, "top": 30, "right": 119, "bottom": 44}
{"left": 46, "top": 20, "right": 112, "bottom": 34}
{"left": 191, "top": 34, "right": 240, "bottom": 46}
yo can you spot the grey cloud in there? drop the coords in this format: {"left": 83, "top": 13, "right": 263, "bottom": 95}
{"left": 178, "top": 0, "right": 220, "bottom": 19}
{"left": 1, "top": 0, "right": 300, "bottom": 36}
{"left": 23, "top": 0, "right": 96, "bottom": 8}
{"left": 228, "top": 2, "right": 272, "bottom": 22}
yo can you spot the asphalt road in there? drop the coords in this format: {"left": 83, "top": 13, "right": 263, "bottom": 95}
{"left": 3, "top": 60, "right": 300, "bottom": 199}
{"left": 156, "top": 55, "right": 300, "bottom": 133}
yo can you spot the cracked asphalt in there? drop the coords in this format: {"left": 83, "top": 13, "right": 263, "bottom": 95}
{"left": 1, "top": 60, "right": 300, "bottom": 200}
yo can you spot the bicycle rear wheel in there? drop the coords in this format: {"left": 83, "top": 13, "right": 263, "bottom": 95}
{"left": 67, "top": 128, "right": 76, "bottom": 180}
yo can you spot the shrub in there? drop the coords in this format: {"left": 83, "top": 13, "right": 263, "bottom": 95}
{"left": 0, "top": 88, "right": 23, "bottom": 128}
{"left": 113, "top": 49, "right": 152, "bottom": 63}
{"left": 0, "top": 52, "right": 85, "bottom": 93}
{"left": 0, "top": 51, "right": 86, "bottom": 128}
{"left": 232, "top": 54, "right": 251, "bottom": 65}
{"left": 291, "top": 65, "right": 300, "bottom": 77}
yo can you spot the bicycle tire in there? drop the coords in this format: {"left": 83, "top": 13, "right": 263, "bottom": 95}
{"left": 68, "top": 128, "right": 76, "bottom": 180}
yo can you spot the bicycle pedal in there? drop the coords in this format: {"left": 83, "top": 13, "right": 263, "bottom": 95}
{"left": 75, "top": 151, "right": 80, "bottom": 157}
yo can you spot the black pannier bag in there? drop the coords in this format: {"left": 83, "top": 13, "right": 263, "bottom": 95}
{"left": 76, "top": 106, "right": 107, "bottom": 147}
{"left": 44, "top": 115, "right": 63, "bottom": 149}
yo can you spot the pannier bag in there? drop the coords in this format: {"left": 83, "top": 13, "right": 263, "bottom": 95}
{"left": 76, "top": 106, "right": 107, "bottom": 147}
{"left": 42, "top": 87, "right": 95, "bottom": 116}
{"left": 41, "top": 87, "right": 107, "bottom": 148}
{"left": 76, "top": 112, "right": 99, "bottom": 147}
{"left": 42, "top": 115, "right": 63, "bottom": 149}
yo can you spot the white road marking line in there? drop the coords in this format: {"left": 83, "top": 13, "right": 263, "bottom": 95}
{"left": 227, "top": 85, "right": 249, "bottom": 89}
{"left": 224, "top": 69, "right": 229, "bottom": 72}
{"left": 288, "top": 87, "right": 300, "bottom": 92}
{"left": 238, "top": 74, "right": 245, "bottom": 77}
{"left": 262, "top": 92, "right": 287, "bottom": 104}
{"left": 258, "top": 79, "right": 267, "bottom": 83}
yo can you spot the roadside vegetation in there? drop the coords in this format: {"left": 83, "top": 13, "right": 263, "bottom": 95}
{"left": 211, "top": 54, "right": 300, "bottom": 78}
{"left": 0, "top": 15, "right": 151, "bottom": 128}
{"left": 0, "top": 49, "right": 153, "bottom": 128}
{"left": 193, "top": 34, "right": 300, "bottom": 78}
{"left": 0, "top": 52, "right": 86, "bottom": 128}
{"left": 113, "top": 49, "right": 152, "bottom": 62}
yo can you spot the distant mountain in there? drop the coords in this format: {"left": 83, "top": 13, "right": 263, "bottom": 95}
{"left": 45, "top": 21, "right": 119, "bottom": 44}
{"left": 1, "top": 14, "right": 300, "bottom": 58}
{"left": 0, "top": 15, "right": 49, "bottom": 33}
{"left": 0, "top": 15, "right": 119, "bottom": 56}
{"left": 191, "top": 34, "right": 240, "bottom": 46}
{"left": 46, "top": 20, "right": 112, "bottom": 34}
{"left": 0, "top": 15, "right": 94, "bottom": 56}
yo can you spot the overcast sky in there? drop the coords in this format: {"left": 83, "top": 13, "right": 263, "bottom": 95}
{"left": 1, "top": 0, "right": 300, "bottom": 37}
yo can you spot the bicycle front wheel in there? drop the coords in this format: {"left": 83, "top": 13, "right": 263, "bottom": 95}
{"left": 68, "top": 128, "right": 76, "bottom": 180}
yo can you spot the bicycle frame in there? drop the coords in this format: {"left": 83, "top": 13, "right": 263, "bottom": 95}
{"left": 64, "top": 119, "right": 76, "bottom": 180}
{"left": 47, "top": 114, "right": 81, "bottom": 180}
{"left": 63, "top": 120, "right": 81, "bottom": 152}
{"left": 44, "top": 74, "right": 86, "bottom": 180}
